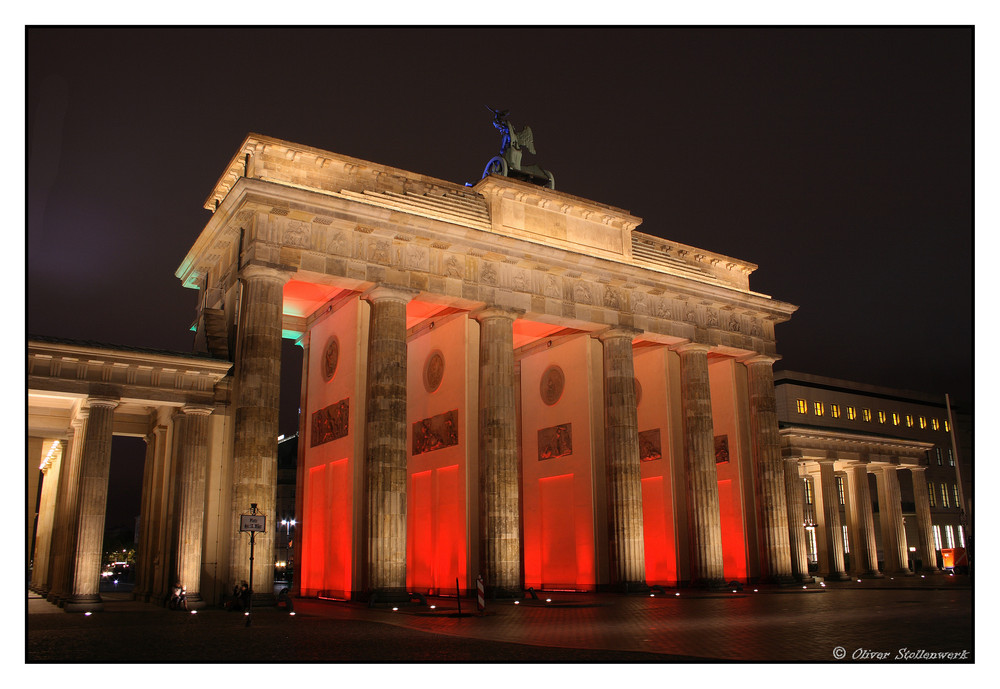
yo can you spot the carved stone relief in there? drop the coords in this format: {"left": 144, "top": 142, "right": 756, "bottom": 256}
{"left": 412, "top": 410, "right": 459, "bottom": 456}
{"left": 311, "top": 398, "right": 349, "bottom": 447}
{"left": 540, "top": 365, "right": 565, "bottom": 406}
{"left": 538, "top": 423, "right": 572, "bottom": 460}
{"left": 639, "top": 429, "right": 662, "bottom": 462}
{"left": 322, "top": 336, "right": 339, "bottom": 382}
{"left": 424, "top": 350, "right": 445, "bottom": 393}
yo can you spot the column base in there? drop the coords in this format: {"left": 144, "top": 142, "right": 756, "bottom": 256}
{"left": 45, "top": 592, "right": 60, "bottom": 603}
{"left": 855, "top": 571, "right": 884, "bottom": 579}
{"left": 64, "top": 594, "right": 104, "bottom": 613}
{"left": 184, "top": 594, "right": 207, "bottom": 610}
{"left": 824, "top": 572, "right": 852, "bottom": 581}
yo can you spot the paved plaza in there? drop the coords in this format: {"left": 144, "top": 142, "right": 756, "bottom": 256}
{"left": 26, "top": 574, "right": 972, "bottom": 664}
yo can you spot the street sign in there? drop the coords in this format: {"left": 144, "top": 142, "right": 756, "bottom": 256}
{"left": 240, "top": 514, "right": 266, "bottom": 532}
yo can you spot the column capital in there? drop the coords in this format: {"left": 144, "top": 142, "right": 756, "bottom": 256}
{"left": 670, "top": 341, "right": 712, "bottom": 355}
{"left": 596, "top": 326, "right": 642, "bottom": 342}
{"left": 908, "top": 465, "right": 928, "bottom": 474}
{"left": 86, "top": 396, "right": 120, "bottom": 411}
{"left": 240, "top": 263, "right": 292, "bottom": 284}
{"left": 473, "top": 305, "right": 524, "bottom": 323}
{"left": 740, "top": 354, "right": 778, "bottom": 367}
{"left": 180, "top": 404, "right": 214, "bottom": 417}
{"left": 364, "top": 285, "right": 417, "bottom": 304}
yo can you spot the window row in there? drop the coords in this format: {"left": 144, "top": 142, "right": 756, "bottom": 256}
{"left": 795, "top": 399, "right": 948, "bottom": 432}
{"left": 932, "top": 524, "right": 966, "bottom": 550}
{"left": 928, "top": 481, "right": 961, "bottom": 509}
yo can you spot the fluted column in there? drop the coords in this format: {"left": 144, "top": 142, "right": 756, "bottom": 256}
{"left": 363, "top": 286, "right": 413, "bottom": 596}
{"left": 818, "top": 460, "right": 849, "bottom": 580}
{"left": 909, "top": 467, "right": 939, "bottom": 572}
{"left": 476, "top": 307, "right": 522, "bottom": 597}
{"left": 31, "top": 440, "right": 64, "bottom": 594}
{"left": 599, "top": 328, "right": 646, "bottom": 589}
{"left": 875, "top": 465, "right": 911, "bottom": 575}
{"left": 48, "top": 414, "right": 86, "bottom": 604}
{"left": 174, "top": 405, "right": 213, "bottom": 608}
{"left": 673, "top": 342, "right": 724, "bottom": 587}
{"left": 229, "top": 264, "right": 288, "bottom": 601}
{"left": 846, "top": 463, "right": 880, "bottom": 577}
{"left": 783, "top": 457, "right": 810, "bottom": 581}
{"left": 744, "top": 356, "right": 794, "bottom": 583}
{"left": 66, "top": 397, "right": 119, "bottom": 612}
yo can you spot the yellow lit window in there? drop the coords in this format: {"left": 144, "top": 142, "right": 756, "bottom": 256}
{"left": 919, "top": 417, "right": 927, "bottom": 429}
{"left": 944, "top": 420, "right": 950, "bottom": 432}
{"left": 928, "top": 483, "right": 936, "bottom": 507}
{"left": 932, "top": 418, "right": 940, "bottom": 431}
{"left": 877, "top": 410, "right": 886, "bottom": 424}
{"left": 892, "top": 412, "right": 900, "bottom": 426}
{"left": 940, "top": 483, "right": 949, "bottom": 508}
{"left": 814, "top": 401, "right": 824, "bottom": 416}
{"left": 796, "top": 399, "right": 807, "bottom": 414}
{"left": 803, "top": 478, "right": 813, "bottom": 505}
{"left": 847, "top": 407, "right": 857, "bottom": 420}
{"left": 831, "top": 404, "right": 841, "bottom": 419}
{"left": 862, "top": 409, "right": 872, "bottom": 422}
{"left": 906, "top": 415, "right": 914, "bottom": 428}
{"left": 952, "top": 484, "right": 960, "bottom": 507}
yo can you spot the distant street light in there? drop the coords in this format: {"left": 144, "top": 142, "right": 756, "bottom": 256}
{"left": 280, "top": 519, "right": 296, "bottom": 582}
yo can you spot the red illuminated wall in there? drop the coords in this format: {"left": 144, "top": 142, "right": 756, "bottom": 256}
{"left": 634, "top": 346, "right": 678, "bottom": 585}
{"left": 709, "top": 358, "right": 748, "bottom": 581}
{"left": 405, "top": 315, "right": 468, "bottom": 594}
{"left": 521, "top": 335, "right": 597, "bottom": 590}
{"left": 300, "top": 298, "right": 362, "bottom": 599}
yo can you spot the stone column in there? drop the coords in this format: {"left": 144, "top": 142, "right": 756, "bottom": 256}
{"left": 783, "top": 457, "right": 810, "bottom": 581}
{"left": 66, "top": 397, "right": 119, "bottom": 612}
{"left": 875, "top": 465, "right": 911, "bottom": 575}
{"left": 293, "top": 333, "right": 310, "bottom": 598}
{"left": 818, "top": 460, "right": 849, "bottom": 580}
{"left": 48, "top": 414, "right": 86, "bottom": 604}
{"left": 476, "top": 307, "right": 522, "bottom": 597}
{"left": 363, "top": 286, "right": 413, "bottom": 597}
{"left": 744, "top": 356, "right": 794, "bottom": 583}
{"left": 846, "top": 463, "right": 880, "bottom": 577}
{"left": 673, "top": 342, "right": 724, "bottom": 587}
{"left": 909, "top": 467, "right": 939, "bottom": 572}
{"left": 229, "top": 264, "right": 288, "bottom": 602}
{"left": 174, "top": 405, "right": 213, "bottom": 609}
{"left": 599, "top": 328, "right": 646, "bottom": 590}
{"left": 31, "top": 440, "right": 63, "bottom": 595}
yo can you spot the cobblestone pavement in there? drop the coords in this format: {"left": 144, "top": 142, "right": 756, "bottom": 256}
{"left": 26, "top": 574, "right": 973, "bottom": 664}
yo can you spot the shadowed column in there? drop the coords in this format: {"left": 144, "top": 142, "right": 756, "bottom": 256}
{"left": 876, "top": 465, "right": 911, "bottom": 575}
{"left": 673, "top": 342, "right": 724, "bottom": 587}
{"left": 174, "top": 405, "right": 213, "bottom": 609}
{"left": 909, "top": 467, "right": 939, "bottom": 572}
{"left": 845, "top": 463, "right": 881, "bottom": 577}
{"left": 476, "top": 307, "right": 522, "bottom": 597}
{"left": 66, "top": 397, "right": 119, "bottom": 612}
{"left": 32, "top": 440, "right": 63, "bottom": 595}
{"left": 783, "top": 456, "right": 810, "bottom": 581}
{"left": 744, "top": 356, "right": 794, "bottom": 583}
{"left": 818, "top": 460, "right": 849, "bottom": 580}
{"left": 229, "top": 264, "right": 288, "bottom": 602}
{"left": 364, "top": 287, "right": 413, "bottom": 597}
{"left": 48, "top": 413, "right": 86, "bottom": 605}
{"left": 599, "top": 328, "right": 646, "bottom": 590}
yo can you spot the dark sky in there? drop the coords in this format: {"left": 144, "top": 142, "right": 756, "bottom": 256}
{"left": 27, "top": 27, "right": 973, "bottom": 436}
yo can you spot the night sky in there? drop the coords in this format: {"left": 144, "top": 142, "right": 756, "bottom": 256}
{"left": 26, "top": 28, "right": 973, "bottom": 528}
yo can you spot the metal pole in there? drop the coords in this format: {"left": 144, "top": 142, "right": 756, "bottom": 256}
{"left": 456, "top": 577, "right": 461, "bottom": 616}
{"left": 246, "top": 504, "right": 257, "bottom": 627}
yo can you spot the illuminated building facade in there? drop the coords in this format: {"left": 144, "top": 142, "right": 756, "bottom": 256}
{"left": 774, "top": 372, "right": 971, "bottom": 578}
{"left": 31, "top": 133, "right": 818, "bottom": 609}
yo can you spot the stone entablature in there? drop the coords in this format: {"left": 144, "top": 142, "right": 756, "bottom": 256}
{"left": 179, "top": 135, "right": 796, "bottom": 359}
{"left": 779, "top": 426, "right": 934, "bottom": 466}
{"left": 28, "top": 338, "right": 233, "bottom": 407}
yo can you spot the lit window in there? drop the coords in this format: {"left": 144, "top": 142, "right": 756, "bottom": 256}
{"left": 944, "top": 420, "right": 950, "bottom": 432}
{"left": 928, "top": 483, "right": 936, "bottom": 508}
{"left": 806, "top": 526, "right": 818, "bottom": 563}
{"left": 862, "top": 409, "right": 872, "bottom": 422}
{"left": 957, "top": 525, "right": 965, "bottom": 548}
{"left": 847, "top": 407, "right": 857, "bottom": 420}
{"left": 906, "top": 415, "right": 914, "bottom": 428}
{"left": 831, "top": 404, "right": 841, "bottom": 419}
{"left": 842, "top": 524, "right": 850, "bottom": 554}
{"left": 919, "top": 417, "right": 927, "bottom": 429}
{"left": 952, "top": 484, "right": 960, "bottom": 507}
{"left": 892, "top": 412, "right": 900, "bottom": 426}
{"left": 940, "top": 483, "right": 949, "bottom": 508}
{"left": 932, "top": 525, "right": 942, "bottom": 551}
{"left": 796, "top": 399, "right": 807, "bottom": 414}
{"left": 944, "top": 525, "right": 954, "bottom": 549}
{"left": 877, "top": 410, "right": 886, "bottom": 424}
{"left": 803, "top": 478, "right": 813, "bottom": 505}
{"left": 836, "top": 476, "right": 846, "bottom": 505}
{"left": 932, "top": 418, "right": 940, "bottom": 431}
{"left": 947, "top": 449, "right": 955, "bottom": 467}
{"left": 935, "top": 448, "right": 943, "bottom": 465}
{"left": 814, "top": 401, "right": 824, "bottom": 416}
